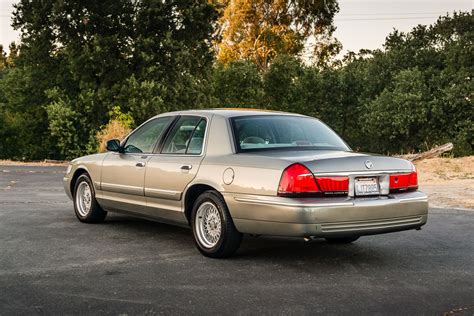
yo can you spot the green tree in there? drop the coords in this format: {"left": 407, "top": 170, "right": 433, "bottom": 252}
{"left": 217, "top": 0, "right": 340, "bottom": 70}
{"left": 3, "top": 0, "right": 218, "bottom": 159}
{"left": 362, "top": 68, "right": 430, "bottom": 153}
{"left": 263, "top": 55, "right": 304, "bottom": 111}
{"left": 212, "top": 60, "right": 264, "bottom": 108}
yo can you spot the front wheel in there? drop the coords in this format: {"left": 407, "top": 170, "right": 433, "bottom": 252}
{"left": 191, "top": 191, "right": 242, "bottom": 258}
{"left": 325, "top": 236, "right": 360, "bottom": 244}
{"left": 73, "top": 174, "right": 107, "bottom": 223}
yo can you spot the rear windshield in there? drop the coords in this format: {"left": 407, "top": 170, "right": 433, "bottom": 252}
{"left": 230, "top": 115, "right": 350, "bottom": 152}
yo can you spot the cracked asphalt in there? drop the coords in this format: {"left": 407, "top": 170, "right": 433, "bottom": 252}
{"left": 0, "top": 165, "right": 473, "bottom": 315}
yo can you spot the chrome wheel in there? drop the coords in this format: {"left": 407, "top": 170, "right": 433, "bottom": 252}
{"left": 75, "top": 181, "right": 92, "bottom": 217}
{"left": 195, "top": 201, "right": 222, "bottom": 248}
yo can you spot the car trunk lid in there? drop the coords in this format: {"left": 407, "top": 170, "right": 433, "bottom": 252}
{"left": 243, "top": 150, "right": 413, "bottom": 174}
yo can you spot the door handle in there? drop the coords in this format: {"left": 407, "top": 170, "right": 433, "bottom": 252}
{"left": 136, "top": 162, "right": 146, "bottom": 167}
{"left": 180, "top": 165, "right": 192, "bottom": 171}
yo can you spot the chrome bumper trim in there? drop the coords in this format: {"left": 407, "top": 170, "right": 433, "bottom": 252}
{"left": 234, "top": 197, "right": 354, "bottom": 208}
{"left": 234, "top": 194, "right": 427, "bottom": 208}
{"left": 320, "top": 216, "right": 423, "bottom": 233}
{"left": 399, "top": 196, "right": 428, "bottom": 203}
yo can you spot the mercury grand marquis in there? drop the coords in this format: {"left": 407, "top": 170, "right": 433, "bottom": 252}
{"left": 64, "top": 109, "right": 428, "bottom": 258}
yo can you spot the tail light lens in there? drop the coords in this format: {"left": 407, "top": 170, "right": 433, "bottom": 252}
{"left": 316, "top": 177, "right": 349, "bottom": 193}
{"left": 389, "top": 171, "right": 418, "bottom": 191}
{"left": 278, "top": 163, "right": 319, "bottom": 195}
{"left": 278, "top": 163, "right": 349, "bottom": 197}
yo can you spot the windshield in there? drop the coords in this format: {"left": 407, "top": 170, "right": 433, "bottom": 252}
{"left": 231, "top": 115, "right": 350, "bottom": 152}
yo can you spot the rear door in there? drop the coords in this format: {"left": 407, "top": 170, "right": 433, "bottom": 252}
{"left": 98, "top": 116, "right": 175, "bottom": 213}
{"left": 144, "top": 115, "right": 208, "bottom": 222}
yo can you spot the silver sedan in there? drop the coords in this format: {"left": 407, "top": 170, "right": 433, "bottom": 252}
{"left": 64, "top": 109, "right": 428, "bottom": 258}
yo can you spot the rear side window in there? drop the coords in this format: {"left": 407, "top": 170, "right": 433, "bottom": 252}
{"left": 162, "top": 116, "right": 207, "bottom": 155}
{"left": 231, "top": 115, "right": 349, "bottom": 152}
{"left": 123, "top": 116, "right": 174, "bottom": 154}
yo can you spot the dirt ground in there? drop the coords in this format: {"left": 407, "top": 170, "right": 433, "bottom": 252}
{"left": 415, "top": 156, "right": 474, "bottom": 210}
{"left": 1, "top": 156, "right": 473, "bottom": 209}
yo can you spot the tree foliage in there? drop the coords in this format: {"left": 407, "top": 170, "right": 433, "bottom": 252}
{"left": 0, "top": 7, "right": 472, "bottom": 159}
{"left": 212, "top": 12, "right": 473, "bottom": 156}
{"left": 0, "top": 0, "right": 217, "bottom": 160}
{"left": 216, "top": 0, "right": 340, "bottom": 70}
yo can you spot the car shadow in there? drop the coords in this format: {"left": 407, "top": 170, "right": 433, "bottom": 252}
{"left": 98, "top": 213, "right": 401, "bottom": 266}
{"left": 239, "top": 235, "right": 386, "bottom": 261}
{"left": 100, "top": 213, "right": 192, "bottom": 240}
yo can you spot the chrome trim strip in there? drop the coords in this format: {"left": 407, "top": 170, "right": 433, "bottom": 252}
{"left": 312, "top": 170, "right": 411, "bottom": 176}
{"left": 234, "top": 197, "right": 354, "bottom": 208}
{"left": 234, "top": 193, "right": 427, "bottom": 208}
{"left": 101, "top": 182, "right": 144, "bottom": 195}
{"left": 398, "top": 196, "right": 429, "bottom": 203}
{"left": 321, "top": 216, "right": 422, "bottom": 232}
{"left": 145, "top": 188, "right": 182, "bottom": 200}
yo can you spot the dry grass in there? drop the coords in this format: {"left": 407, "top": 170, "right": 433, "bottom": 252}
{"left": 415, "top": 156, "right": 474, "bottom": 209}
{"left": 0, "top": 160, "right": 69, "bottom": 166}
{"left": 96, "top": 119, "right": 131, "bottom": 153}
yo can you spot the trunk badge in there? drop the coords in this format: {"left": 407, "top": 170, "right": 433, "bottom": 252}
{"left": 365, "top": 160, "right": 373, "bottom": 169}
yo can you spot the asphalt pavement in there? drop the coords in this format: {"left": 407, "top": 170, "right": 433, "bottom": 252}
{"left": 0, "top": 164, "right": 473, "bottom": 315}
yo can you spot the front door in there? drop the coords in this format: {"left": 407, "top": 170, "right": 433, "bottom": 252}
{"left": 98, "top": 116, "right": 175, "bottom": 213}
{"left": 144, "top": 116, "right": 208, "bottom": 222}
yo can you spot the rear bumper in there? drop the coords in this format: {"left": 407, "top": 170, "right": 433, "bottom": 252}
{"left": 223, "top": 191, "right": 428, "bottom": 237}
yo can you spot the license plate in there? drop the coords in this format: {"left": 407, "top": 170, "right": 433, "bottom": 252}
{"left": 355, "top": 177, "right": 379, "bottom": 196}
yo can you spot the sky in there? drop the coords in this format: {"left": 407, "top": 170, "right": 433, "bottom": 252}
{"left": 1, "top": 0, "right": 472, "bottom": 55}
{"left": 334, "top": 0, "right": 472, "bottom": 55}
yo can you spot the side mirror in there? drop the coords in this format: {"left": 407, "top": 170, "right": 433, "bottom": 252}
{"left": 106, "top": 139, "right": 121, "bottom": 152}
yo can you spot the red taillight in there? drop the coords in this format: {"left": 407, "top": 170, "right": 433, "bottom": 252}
{"left": 315, "top": 177, "right": 349, "bottom": 193}
{"left": 389, "top": 171, "right": 418, "bottom": 191}
{"left": 278, "top": 164, "right": 349, "bottom": 196}
{"left": 278, "top": 163, "right": 319, "bottom": 195}
{"left": 407, "top": 171, "right": 418, "bottom": 188}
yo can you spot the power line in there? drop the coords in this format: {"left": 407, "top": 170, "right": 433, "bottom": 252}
{"left": 335, "top": 16, "right": 441, "bottom": 21}
{"left": 338, "top": 11, "right": 453, "bottom": 16}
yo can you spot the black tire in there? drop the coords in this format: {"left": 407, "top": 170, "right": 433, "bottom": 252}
{"left": 325, "top": 236, "right": 360, "bottom": 244}
{"left": 73, "top": 174, "right": 107, "bottom": 223}
{"left": 191, "top": 190, "right": 242, "bottom": 258}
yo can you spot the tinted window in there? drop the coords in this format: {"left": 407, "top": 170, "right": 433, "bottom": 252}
{"left": 162, "top": 116, "right": 206, "bottom": 155}
{"left": 231, "top": 115, "right": 349, "bottom": 152}
{"left": 123, "top": 117, "right": 173, "bottom": 154}
{"left": 186, "top": 119, "right": 207, "bottom": 155}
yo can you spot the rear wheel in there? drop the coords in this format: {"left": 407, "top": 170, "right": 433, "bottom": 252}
{"left": 73, "top": 174, "right": 107, "bottom": 223}
{"left": 191, "top": 191, "right": 242, "bottom": 258}
{"left": 325, "top": 236, "right": 360, "bottom": 244}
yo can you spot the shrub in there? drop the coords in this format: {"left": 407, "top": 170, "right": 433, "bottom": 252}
{"left": 95, "top": 106, "right": 134, "bottom": 153}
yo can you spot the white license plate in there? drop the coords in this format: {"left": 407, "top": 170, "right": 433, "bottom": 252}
{"left": 355, "top": 177, "right": 379, "bottom": 196}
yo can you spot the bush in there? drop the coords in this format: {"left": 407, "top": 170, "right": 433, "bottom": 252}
{"left": 45, "top": 89, "right": 82, "bottom": 160}
{"left": 95, "top": 106, "right": 134, "bottom": 153}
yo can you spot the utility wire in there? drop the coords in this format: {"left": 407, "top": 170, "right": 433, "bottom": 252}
{"left": 335, "top": 16, "right": 441, "bottom": 21}
{"left": 338, "top": 12, "right": 453, "bottom": 16}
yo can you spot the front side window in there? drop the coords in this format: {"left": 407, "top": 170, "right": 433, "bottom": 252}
{"left": 162, "top": 116, "right": 207, "bottom": 155}
{"left": 231, "top": 115, "right": 350, "bottom": 152}
{"left": 123, "top": 116, "right": 174, "bottom": 154}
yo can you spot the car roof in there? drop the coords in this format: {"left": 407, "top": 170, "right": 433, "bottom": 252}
{"left": 153, "top": 108, "right": 306, "bottom": 119}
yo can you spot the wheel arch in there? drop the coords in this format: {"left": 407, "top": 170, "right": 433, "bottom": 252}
{"left": 184, "top": 183, "right": 222, "bottom": 224}
{"left": 70, "top": 167, "right": 90, "bottom": 196}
